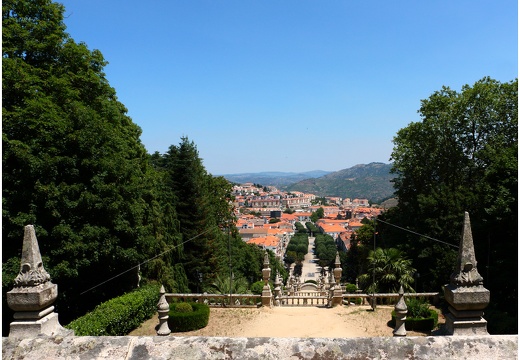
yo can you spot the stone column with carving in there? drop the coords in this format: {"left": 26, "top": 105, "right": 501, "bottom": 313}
{"left": 331, "top": 252, "right": 343, "bottom": 307}
{"left": 393, "top": 285, "right": 407, "bottom": 336}
{"left": 261, "top": 251, "right": 272, "bottom": 307}
{"left": 7, "top": 225, "right": 73, "bottom": 337}
{"left": 443, "top": 212, "right": 490, "bottom": 335}
{"left": 156, "top": 285, "right": 171, "bottom": 336}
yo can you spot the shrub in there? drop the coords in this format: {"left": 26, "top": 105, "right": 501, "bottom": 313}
{"left": 406, "top": 297, "right": 431, "bottom": 318}
{"left": 168, "top": 302, "right": 210, "bottom": 332}
{"left": 175, "top": 302, "right": 193, "bottom": 313}
{"left": 345, "top": 283, "right": 357, "bottom": 293}
{"left": 65, "top": 283, "right": 160, "bottom": 336}
{"left": 390, "top": 298, "right": 439, "bottom": 331}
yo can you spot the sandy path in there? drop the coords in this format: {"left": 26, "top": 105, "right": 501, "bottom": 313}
{"left": 129, "top": 305, "right": 437, "bottom": 338}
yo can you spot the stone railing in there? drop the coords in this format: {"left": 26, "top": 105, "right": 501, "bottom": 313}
{"left": 279, "top": 295, "right": 328, "bottom": 306}
{"left": 165, "top": 293, "right": 261, "bottom": 308}
{"left": 343, "top": 292, "right": 440, "bottom": 306}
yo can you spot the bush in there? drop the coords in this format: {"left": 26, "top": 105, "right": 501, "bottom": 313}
{"left": 406, "top": 297, "right": 431, "bottom": 318}
{"left": 168, "top": 302, "right": 210, "bottom": 332}
{"left": 390, "top": 298, "right": 439, "bottom": 332}
{"left": 175, "top": 302, "right": 193, "bottom": 313}
{"left": 345, "top": 283, "right": 358, "bottom": 293}
{"left": 391, "top": 309, "right": 439, "bottom": 331}
{"left": 65, "top": 283, "right": 160, "bottom": 336}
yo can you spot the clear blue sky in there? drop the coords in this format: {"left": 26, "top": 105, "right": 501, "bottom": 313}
{"left": 58, "top": 1, "right": 517, "bottom": 175}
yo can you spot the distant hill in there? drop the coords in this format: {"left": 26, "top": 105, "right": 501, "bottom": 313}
{"left": 222, "top": 170, "right": 331, "bottom": 187}
{"left": 287, "top": 163, "right": 395, "bottom": 203}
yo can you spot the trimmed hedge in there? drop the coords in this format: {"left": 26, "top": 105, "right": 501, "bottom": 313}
{"left": 65, "top": 283, "right": 160, "bottom": 336}
{"left": 391, "top": 309, "right": 439, "bottom": 331}
{"left": 168, "top": 302, "right": 210, "bottom": 332}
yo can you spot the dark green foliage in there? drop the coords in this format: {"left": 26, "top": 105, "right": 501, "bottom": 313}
{"left": 294, "top": 222, "right": 307, "bottom": 234}
{"left": 305, "top": 222, "right": 319, "bottom": 235}
{"left": 391, "top": 309, "right": 438, "bottom": 331}
{"left": 168, "top": 302, "right": 210, "bottom": 332}
{"left": 405, "top": 297, "right": 431, "bottom": 319}
{"left": 2, "top": 0, "right": 182, "bottom": 332}
{"left": 313, "top": 234, "right": 337, "bottom": 268}
{"left": 65, "top": 284, "right": 159, "bottom": 336}
{"left": 174, "top": 302, "right": 193, "bottom": 313}
{"left": 285, "top": 234, "right": 309, "bottom": 266}
{"left": 250, "top": 281, "right": 264, "bottom": 295}
{"left": 387, "top": 77, "right": 517, "bottom": 333}
{"left": 358, "top": 247, "right": 416, "bottom": 294}
{"left": 345, "top": 283, "right": 358, "bottom": 294}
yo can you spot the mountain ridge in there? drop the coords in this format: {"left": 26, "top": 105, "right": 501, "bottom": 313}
{"left": 222, "top": 163, "right": 396, "bottom": 203}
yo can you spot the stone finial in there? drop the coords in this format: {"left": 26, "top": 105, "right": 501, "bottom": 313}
{"left": 443, "top": 212, "right": 490, "bottom": 336}
{"left": 156, "top": 285, "right": 171, "bottom": 336}
{"left": 393, "top": 285, "right": 407, "bottom": 336}
{"left": 450, "top": 212, "right": 484, "bottom": 287}
{"left": 13, "top": 225, "right": 51, "bottom": 288}
{"left": 7, "top": 225, "right": 72, "bottom": 337}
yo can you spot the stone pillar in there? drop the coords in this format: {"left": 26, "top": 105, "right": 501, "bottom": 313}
{"left": 7, "top": 225, "right": 73, "bottom": 337}
{"left": 274, "top": 271, "right": 281, "bottom": 306}
{"left": 156, "top": 285, "right": 171, "bottom": 336}
{"left": 261, "top": 252, "right": 272, "bottom": 307}
{"left": 443, "top": 212, "right": 490, "bottom": 335}
{"left": 393, "top": 285, "right": 407, "bottom": 336}
{"left": 331, "top": 252, "right": 343, "bottom": 306}
{"left": 328, "top": 272, "right": 336, "bottom": 307}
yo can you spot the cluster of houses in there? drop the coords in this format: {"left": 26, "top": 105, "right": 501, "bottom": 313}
{"left": 232, "top": 183, "right": 383, "bottom": 260}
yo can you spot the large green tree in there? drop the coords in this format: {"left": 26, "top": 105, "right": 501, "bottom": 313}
{"left": 2, "top": 0, "right": 178, "bottom": 329}
{"left": 384, "top": 77, "right": 517, "bottom": 333}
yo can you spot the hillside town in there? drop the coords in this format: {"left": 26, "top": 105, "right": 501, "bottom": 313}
{"left": 232, "top": 183, "right": 383, "bottom": 261}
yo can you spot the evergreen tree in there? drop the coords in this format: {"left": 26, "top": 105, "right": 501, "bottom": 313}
{"left": 2, "top": 0, "right": 177, "bottom": 329}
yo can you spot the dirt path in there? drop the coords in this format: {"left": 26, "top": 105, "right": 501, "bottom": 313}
{"left": 129, "top": 305, "right": 440, "bottom": 338}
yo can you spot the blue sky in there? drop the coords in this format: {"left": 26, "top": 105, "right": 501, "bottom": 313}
{"left": 58, "top": 1, "right": 517, "bottom": 175}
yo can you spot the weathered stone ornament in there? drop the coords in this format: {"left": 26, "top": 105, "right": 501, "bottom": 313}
{"left": 7, "top": 225, "right": 73, "bottom": 337}
{"left": 443, "top": 212, "right": 490, "bottom": 335}
{"left": 261, "top": 251, "right": 272, "bottom": 307}
{"left": 331, "top": 251, "right": 343, "bottom": 307}
{"left": 393, "top": 285, "right": 407, "bottom": 336}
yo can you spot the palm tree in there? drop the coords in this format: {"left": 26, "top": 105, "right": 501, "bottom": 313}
{"left": 358, "top": 247, "right": 416, "bottom": 294}
{"left": 209, "top": 273, "right": 249, "bottom": 295}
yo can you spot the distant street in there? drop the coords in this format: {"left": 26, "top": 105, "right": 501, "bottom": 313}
{"left": 300, "top": 236, "right": 320, "bottom": 282}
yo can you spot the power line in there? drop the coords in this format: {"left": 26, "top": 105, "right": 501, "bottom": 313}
{"left": 80, "top": 227, "right": 216, "bottom": 295}
{"left": 374, "top": 218, "right": 459, "bottom": 249}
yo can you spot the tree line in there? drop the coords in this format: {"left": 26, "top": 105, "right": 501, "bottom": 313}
{"left": 343, "top": 77, "right": 517, "bottom": 334}
{"left": 2, "top": 0, "right": 287, "bottom": 334}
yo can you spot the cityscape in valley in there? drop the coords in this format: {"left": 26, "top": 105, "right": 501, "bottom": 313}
{"left": 231, "top": 182, "right": 383, "bottom": 262}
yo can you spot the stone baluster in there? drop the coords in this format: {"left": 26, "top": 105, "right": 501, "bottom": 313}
{"left": 443, "top": 212, "right": 490, "bottom": 335}
{"left": 393, "top": 285, "right": 407, "bottom": 336}
{"left": 7, "top": 225, "right": 73, "bottom": 337}
{"left": 156, "top": 285, "right": 171, "bottom": 336}
{"left": 261, "top": 252, "right": 272, "bottom": 307}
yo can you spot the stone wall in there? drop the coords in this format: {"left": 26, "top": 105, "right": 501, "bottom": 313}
{"left": 2, "top": 335, "right": 518, "bottom": 360}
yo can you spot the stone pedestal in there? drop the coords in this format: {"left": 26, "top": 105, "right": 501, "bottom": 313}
{"left": 7, "top": 225, "right": 72, "bottom": 337}
{"left": 444, "top": 284, "right": 490, "bottom": 336}
{"left": 442, "top": 212, "right": 490, "bottom": 336}
{"left": 9, "top": 312, "right": 72, "bottom": 338}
